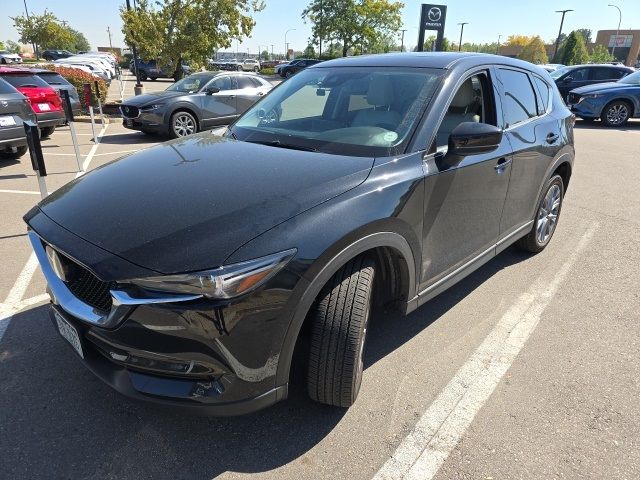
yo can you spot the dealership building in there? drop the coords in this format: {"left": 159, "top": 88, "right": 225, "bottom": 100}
{"left": 595, "top": 30, "right": 640, "bottom": 66}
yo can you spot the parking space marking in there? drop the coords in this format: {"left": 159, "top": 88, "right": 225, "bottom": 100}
{"left": 0, "top": 253, "right": 39, "bottom": 341}
{"left": 94, "top": 149, "right": 140, "bottom": 156}
{"left": 373, "top": 224, "right": 598, "bottom": 480}
{"left": 79, "top": 123, "right": 109, "bottom": 175}
{"left": 0, "top": 189, "right": 41, "bottom": 195}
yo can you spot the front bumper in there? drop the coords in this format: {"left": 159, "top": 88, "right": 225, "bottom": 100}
{"left": 568, "top": 97, "right": 603, "bottom": 119}
{"left": 122, "top": 110, "right": 168, "bottom": 134}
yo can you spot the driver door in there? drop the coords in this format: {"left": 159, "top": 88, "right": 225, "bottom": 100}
{"left": 419, "top": 69, "right": 512, "bottom": 293}
{"left": 198, "top": 75, "right": 238, "bottom": 127}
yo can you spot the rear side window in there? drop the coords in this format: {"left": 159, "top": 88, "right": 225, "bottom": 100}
{"left": 39, "top": 73, "right": 71, "bottom": 86}
{"left": 607, "top": 68, "right": 627, "bottom": 80}
{"left": 498, "top": 68, "right": 538, "bottom": 128}
{"left": 591, "top": 68, "right": 617, "bottom": 81}
{"left": 533, "top": 76, "right": 551, "bottom": 114}
{"left": 236, "top": 76, "right": 256, "bottom": 89}
{"left": 0, "top": 77, "right": 18, "bottom": 94}
{"left": 0, "top": 74, "right": 49, "bottom": 89}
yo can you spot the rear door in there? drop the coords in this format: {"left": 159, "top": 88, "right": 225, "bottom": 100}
{"left": 590, "top": 66, "right": 627, "bottom": 84}
{"left": 198, "top": 75, "right": 237, "bottom": 127}
{"left": 233, "top": 75, "right": 266, "bottom": 115}
{"left": 498, "top": 68, "right": 561, "bottom": 242}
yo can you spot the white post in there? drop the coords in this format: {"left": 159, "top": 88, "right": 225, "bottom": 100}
{"left": 89, "top": 105, "right": 97, "bottom": 142}
{"left": 68, "top": 121, "right": 83, "bottom": 173}
{"left": 36, "top": 173, "right": 48, "bottom": 199}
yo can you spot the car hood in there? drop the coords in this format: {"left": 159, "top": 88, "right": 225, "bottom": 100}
{"left": 122, "top": 91, "right": 186, "bottom": 107}
{"left": 570, "top": 82, "right": 636, "bottom": 95}
{"left": 35, "top": 134, "right": 374, "bottom": 274}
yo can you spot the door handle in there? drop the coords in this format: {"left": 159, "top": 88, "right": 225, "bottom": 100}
{"left": 494, "top": 157, "right": 512, "bottom": 172}
{"left": 229, "top": 95, "right": 236, "bottom": 98}
{"left": 546, "top": 133, "right": 559, "bottom": 144}
{"left": 257, "top": 92, "right": 264, "bottom": 96}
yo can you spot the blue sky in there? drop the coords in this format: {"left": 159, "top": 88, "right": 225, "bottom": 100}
{"left": 3, "top": 0, "right": 639, "bottom": 55}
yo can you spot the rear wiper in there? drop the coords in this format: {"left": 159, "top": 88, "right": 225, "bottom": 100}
{"left": 245, "top": 139, "right": 317, "bottom": 152}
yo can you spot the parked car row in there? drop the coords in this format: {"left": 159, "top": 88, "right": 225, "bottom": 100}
{"left": 119, "top": 71, "right": 272, "bottom": 138}
{"left": 211, "top": 58, "right": 262, "bottom": 72}
{"left": 278, "top": 58, "right": 322, "bottom": 78}
{"left": 0, "top": 65, "right": 84, "bottom": 160}
{"left": 129, "top": 59, "right": 192, "bottom": 81}
{"left": 54, "top": 52, "right": 118, "bottom": 83}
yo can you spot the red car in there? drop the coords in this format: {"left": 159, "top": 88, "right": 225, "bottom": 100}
{"left": 0, "top": 67, "right": 65, "bottom": 138}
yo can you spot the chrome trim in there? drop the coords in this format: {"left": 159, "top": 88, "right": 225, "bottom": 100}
{"left": 417, "top": 221, "right": 534, "bottom": 298}
{"left": 28, "top": 231, "right": 202, "bottom": 328}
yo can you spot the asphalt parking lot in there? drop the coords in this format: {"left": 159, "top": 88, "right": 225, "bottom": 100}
{"left": 1, "top": 73, "right": 639, "bottom": 480}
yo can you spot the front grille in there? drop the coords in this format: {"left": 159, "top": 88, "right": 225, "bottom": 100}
{"left": 120, "top": 105, "right": 139, "bottom": 118}
{"left": 52, "top": 248, "right": 114, "bottom": 313}
{"left": 567, "top": 92, "right": 580, "bottom": 104}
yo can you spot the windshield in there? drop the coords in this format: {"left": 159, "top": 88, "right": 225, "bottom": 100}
{"left": 549, "top": 67, "right": 571, "bottom": 79}
{"left": 230, "top": 66, "right": 444, "bottom": 157}
{"left": 1, "top": 74, "right": 50, "bottom": 89}
{"left": 39, "top": 73, "right": 71, "bottom": 86}
{"left": 619, "top": 71, "right": 640, "bottom": 85}
{"left": 166, "top": 73, "right": 215, "bottom": 93}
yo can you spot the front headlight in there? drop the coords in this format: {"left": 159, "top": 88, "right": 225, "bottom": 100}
{"left": 140, "top": 103, "right": 164, "bottom": 111}
{"left": 125, "top": 249, "right": 296, "bottom": 299}
{"left": 582, "top": 94, "right": 601, "bottom": 100}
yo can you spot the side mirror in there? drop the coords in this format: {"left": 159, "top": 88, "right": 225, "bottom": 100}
{"left": 205, "top": 86, "right": 220, "bottom": 95}
{"left": 448, "top": 122, "right": 502, "bottom": 157}
{"left": 562, "top": 76, "right": 574, "bottom": 83}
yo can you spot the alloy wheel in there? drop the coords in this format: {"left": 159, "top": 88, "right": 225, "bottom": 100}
{"left": 173, "top": 114, "right": 196, "bottom": 137}
{"left": 536, "top": 184, "right": 561, "bottom": 245}
{"left": 605, "top": 103, "right": 629, "bottom": 126}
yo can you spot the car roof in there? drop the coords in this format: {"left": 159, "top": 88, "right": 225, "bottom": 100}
{"left": 0, "top": 66, "right": 35, "bottom": 74}
{"left": 563, "top": 63, "right": 633, "bottom": 70}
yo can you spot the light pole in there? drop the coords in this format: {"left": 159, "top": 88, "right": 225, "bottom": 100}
{"left": 400, "top": 29, "right": 407, "bottom": 52}
{"left": 496, "top": 34, "right": 502, "bottom": 54}
{"left": 271, "top": 44, "right": 274, "bottom": 60}
{"left": 285, "top": 28, "right": 296, "bottom": 60}
{"left": 457, "top": 22, "right": 468, "bottom": 52}
{"left": 125, "top": 0, "right": 142, "bottom": 91}
{"left": 608, "top": 4, "right": 622, "bottom": 60}
{"left": 553, "top": 9, "right": 573, "bottom": 63}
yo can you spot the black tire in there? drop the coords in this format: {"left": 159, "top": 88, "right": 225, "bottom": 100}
{"left": 40, "top": 126, "right": 55, "bottom": 138}
{"left": 0, "top": 145, "right": 28, "bottom": 160}
{"left": 601, "top": 100, "right": 631, "bottom": 127}
{"left": 1, "top": 58, "right": 6, "bottom": 64}
{"left": 169, "top": 110, "right": 197, "bottom": 138}
{"left": 579, "top": 117, "right": 596, "bottom": 123}
{"left": 139, "top": 70, "right": 148, "bottom": 81}
{"left": 253, "top": 66, "right": 259, "bottom": 72}
{"left": 285, "top": 70, "right": 293, "bottom": 78}
{"left": 307, "top": 256, "right": 376, "bottom": 407}
{"left": 237, "top": 65, "right": 243, "bottom": 71}
{"left": 150, "top": 77, "right": 157, "bottom": 81}
{"left": 516, "top": 174, "right": 564, "bottom": 253}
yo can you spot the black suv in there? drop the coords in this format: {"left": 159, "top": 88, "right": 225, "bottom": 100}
{"left": 129, "top": 59, "right": 192, "bottom": 81}
{"left": 25, "top": 53, "right": 574, "bottom": 415}
{"left": 550, "top": 63, "right": 634, "bottom": 100}
{"left": 41, "top": 50, "right": 73, "bottom": 61}
{"left": 279, "top": 58, "right": 322, "bottom": 78}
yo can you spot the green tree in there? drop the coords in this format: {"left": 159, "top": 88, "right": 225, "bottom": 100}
{"left": 506, "top": 35, "right": 533, "bottom": 47}
{"left": 5, "top": 40, "right": 22, "bottom": 54}
{"left": 575, "top": 28, "right": 592, "bottom": 44}
{"left": 303, "top": 45, "right": 316, "bottom": 57}
{"left": 302, "top": 0, "right": 403, "bottom": 57}
{"left": 561, "top": 31, "right": 589, "bottom": 65}
{"left": 422, "top": 35, "right": 453, "bottom": 52}
{"left": 261, "top": 49, "right": 269, "bottom": 60}
{"left": 589, "top": 43, "right": 613, "bottom": 63}
{"left": 121, "top": 0, "right": 264, "bottom": 77}
{"left": 518, "top": 36, "right": 548, "bottom": 64}
{"left": 70, "top": 29, "right": 90, "bottom": 52}
{"left": 12, "top": 10, "right": 75, "bottom": 57}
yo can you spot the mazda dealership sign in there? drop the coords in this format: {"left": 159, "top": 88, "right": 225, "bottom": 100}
{"left": 417, "top": 4, "right": 448, "bottom": 52}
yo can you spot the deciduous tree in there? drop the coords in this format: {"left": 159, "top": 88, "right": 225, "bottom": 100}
{"left": 518, "top": 36, "right": 548, "bottom": 64}
{"left": 506, "top": 35, "right": 533, "bottom": 47}
{"left": 561, "top": 31, "right": 589, "bottom": 66}
{"left": 589, "top": 43, "right": 613, "bottom": 63}
{"left": 12, "top": 10, "right": 75, "bottom": 57}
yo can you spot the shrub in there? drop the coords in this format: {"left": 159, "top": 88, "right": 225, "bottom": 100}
{"left": 260, "top": 67, "right": 275, "bottom": 75}
{"left": 38, "top": 64, "right": 108, "bottom": 108}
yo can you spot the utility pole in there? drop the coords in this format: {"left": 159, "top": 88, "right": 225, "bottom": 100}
{"left": 553, "top": 9, "right": 573, "bottom": 63}
{"left": 496, "top": 34, "right": 502, "bottom": 54}
{"left": 400, "top": 29, "right": 407, "bottom": 52}
{"left": 319, "top": 0, "right": 323, "bottom": 58}
{"left": 285, "top": 28, "right": 296, "bottom": 60}
{"left": 458, "top": 22, "right": 468, "bottom": 52}
{"left": 125, "top": 0, "right": 143, "bottom": 92}
{"left": 107, "top": 26, "right": 113, "bottom": 50}
{"left": 271, "top": 45, "right": 274, "bottom": 60}
{"left": 608, "top": 4, "right": 622, "bottom": 60}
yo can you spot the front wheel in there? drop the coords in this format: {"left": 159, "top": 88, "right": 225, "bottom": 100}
{"left": 40, "top": 126, "right": 56, "bottom": 138}
{"left": 516, "top": 174, "right": 564, "bottom": 253}
{"left": 601, "top": 100, "right": 631, "bottom": 127}
{"left": 285, "top": 70, "right": 293, "bottom": 78}
{"left": 237, "top": 65, "right": 243, "bottom": 71}
{"left": 139, "top": 70, "right": 148, "bottom": 81}
{"left": 306, "top": 256, "right": 376, "bottom": 407}
{"left": 169, "top": 111, "right": 197, "bottom": 138}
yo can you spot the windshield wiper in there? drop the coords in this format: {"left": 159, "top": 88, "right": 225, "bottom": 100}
{"left": 245, "top": 139, "right": 317, "bottom": 152}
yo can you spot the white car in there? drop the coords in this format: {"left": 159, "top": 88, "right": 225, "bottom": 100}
{"left": 0, "top": 50, "right": 22, "bottom": 64}
{"left": 238, "top": 59, "right": 261, "bottom": 72}
{"left": 54, "top": 60, "right": 110, "bottom": 82}
{"left": 66, "top": 56, "right": 115, "bottom": 77}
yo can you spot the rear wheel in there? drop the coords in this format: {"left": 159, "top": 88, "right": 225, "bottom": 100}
{"left": 601, "top": 100, "right": 631, "bottom": 127}
{"left": 516, "top": 174, "right": 564, "bottom": 253}
{"left": 139, "top": 70, "right": 148, "bottom": 81}
{"left": 169, "top": 110, "right": 197, "bottom": 138}
{"left": 285, "top": 70, "right": 293, "bottom": 78}
{"left": 0, "top": 145, "right": 28, "bottom": 160}
{"left": 40, "top": 126, "right": 56, "bottom": 138}
{"left": 237, "top": 65, "right": 243, "bottom": 71}
{"left": 253, "top": 66, "right": 259, "bottom": 72}
{"left": 150, "top": 77, "right": 157, "bottom": 81}
{"left": 306, "top": 256, "right": 376, "bottom": 407}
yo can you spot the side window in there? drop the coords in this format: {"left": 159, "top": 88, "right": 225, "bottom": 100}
{"left": 533, "top": 76, "right": 551, "bottom": 114}
{"left": 435, "top": 71, "right": 494, "bottom": 148}
{"left": 608, "top": 68, "right": 627, "bottom": 80}
{"left": 236, "top": 76, "right": 256, "bottom": 89}
{"left": 498, "top": 68, "right": 538, "bottom": 128}
{"left": 591, "top": 68, "right": 615, "bottom": 81}
{"left": 569, "top": 68, "right": 588, "bottom": 81}
{"left": 210, "top": 76, "right": 231, "bottom": 91}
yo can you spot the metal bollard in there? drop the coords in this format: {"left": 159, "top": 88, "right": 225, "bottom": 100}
{"left": 94, "top": 80, "right": 105, "bottom": 125}
{"left": 60, "top": 90, "right": 83, "bottom": 173}
{"left": 83, "top": 83, "right": 97, "bottom": 142}
{"left": 24, "top": 120, "right": 48, "bottom": 199}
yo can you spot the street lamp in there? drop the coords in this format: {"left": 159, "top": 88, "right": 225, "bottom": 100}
{"left": 457, "top": 22, "right": 468, "bottom": 52}
{"left": 553, "top": 9, "right": 573, "bottom": 63}
{"left": 400, "top": 29, "right": 407, "bottom": 52}
{"left": 608, "top": 4, "right": 622, "bottom": 60}
{"left": 496, "top": 34, "right": 502, "bottom": 55}
{"left": 284, "top": 28, "right": 296, "bottom": 60}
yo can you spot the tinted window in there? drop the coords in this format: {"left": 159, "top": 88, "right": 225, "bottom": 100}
{"left": 236, "top": 76, "right": 256, "bottom": 89}
{"left": 498, "top": 69, "right": 538, "bottom": 128}
{"left": 0, "top": 77, "right": 18, "bottom": 94}
{"left": 38, "top": 73, "right": 71, "bottom": 86}
{"left": 607, "top": 68, "right": 627, "bottom": 80}
{"left": 568, "top": 68, "right": 588, "bottom": 81}
{"left": 533, "top": 76, "right": 551, "bottom": 114}
{"left": 0, "top": 74, "right": 50, "bottom": 89}
{"left": 591, "top": 67, "right": 617, "bottom": 81}
{"left": 210, "top": 75, "right": 232, "bottom": 90}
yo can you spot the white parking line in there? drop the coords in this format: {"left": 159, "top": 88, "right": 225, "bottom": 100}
{"left": 373, "top": 224, "right": 599, "bottom": 480}
{"left": 0, "top": 189, "right": 41, "bottom": 195}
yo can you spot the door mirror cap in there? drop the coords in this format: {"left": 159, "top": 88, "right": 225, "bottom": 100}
{"left": 562, "top": 76, "right": 573, "bottom": 83}
{"left": 205, "top": 86, "right": 220, "bottom": 95}
{"left": 448, "top": 122, "right": 503, "bottom": 157}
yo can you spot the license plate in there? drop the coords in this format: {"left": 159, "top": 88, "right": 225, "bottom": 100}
{"left": 54, "top": 311, "right": 84, "bottom": 359}
{"left": 124, "top": 118, "right": 133, "bottom": 126}
{"left": 0, "top": 115, "right": 16, "bottom": 127}
{"left": 38, "top": 103, "right": 51, "bottom": 111}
